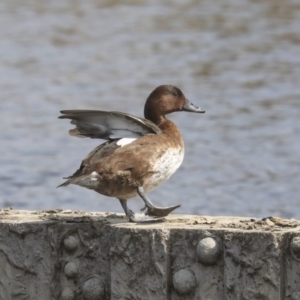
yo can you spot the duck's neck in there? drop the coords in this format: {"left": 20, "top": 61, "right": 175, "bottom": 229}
{"left": 158, "top": 117, "right": 183, "bottom": 139}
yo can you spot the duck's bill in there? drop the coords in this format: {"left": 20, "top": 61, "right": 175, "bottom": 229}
{"left": 183, "top": 99, "right": 205, "bottom": 113}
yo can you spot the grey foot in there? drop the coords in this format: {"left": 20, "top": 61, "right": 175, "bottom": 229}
{"left": 145, "top": 204, "right": 181, "bottom": 217}
{"left": 137, "top": 186, "right": 181, "bottom": 217}
{"left": 119, "top": 199, "right": 166, "bottom": 223}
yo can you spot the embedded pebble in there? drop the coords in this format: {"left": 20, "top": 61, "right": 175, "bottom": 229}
{"left": 173, "top": 269, "right": 197, "bottom": 295}
{"left": 64, "top": 262, "right": 79, "bottom": 278}
{"left": 196, "top": 237, "right": 221, "bottom": 265}
{"left": 82, "top": 276, "right": 106, "bottom": 300}
{"left": 60, "top": 287, "right": 75, "bottom": 300}
{"left": 64, "top": 235, "right": 80, "bottom": 251}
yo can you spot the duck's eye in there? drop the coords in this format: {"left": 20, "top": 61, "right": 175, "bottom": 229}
{"left": 173, "top": 92, "right": 179, "bottom": 97}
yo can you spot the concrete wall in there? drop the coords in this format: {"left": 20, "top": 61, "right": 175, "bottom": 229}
{"left": 1, "top": 209, "right": 300, "bottom": 300}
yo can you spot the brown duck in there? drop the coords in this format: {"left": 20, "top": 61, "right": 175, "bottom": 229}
{"left": 58, "top": 85, "right": 205, "bottom": 222}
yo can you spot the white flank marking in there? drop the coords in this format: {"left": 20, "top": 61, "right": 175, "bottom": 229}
{"left": 116, "top": 138, "right": 137, "bottom": 147}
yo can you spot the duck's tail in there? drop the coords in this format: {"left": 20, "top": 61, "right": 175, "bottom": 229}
{"left": 57, "top": 176, "right": 74, "bottom": 188}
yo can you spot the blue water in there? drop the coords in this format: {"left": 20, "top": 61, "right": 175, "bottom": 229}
{"left": 1, "top": 0, "right": 300, "bottom": 218}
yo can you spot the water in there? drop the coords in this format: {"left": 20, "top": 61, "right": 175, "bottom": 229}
{"left": 1, "top": 0, "right": 299, "bottom": 218}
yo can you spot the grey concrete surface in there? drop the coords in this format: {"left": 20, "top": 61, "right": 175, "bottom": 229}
{"left": 1, "top": 208, "right": 300, "bottom": 299}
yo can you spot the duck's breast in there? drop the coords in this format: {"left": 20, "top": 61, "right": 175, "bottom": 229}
{"left": 145, "top": 147, "right": 184, "bottom": 193}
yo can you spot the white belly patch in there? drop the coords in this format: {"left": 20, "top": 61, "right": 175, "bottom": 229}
{"left": 145, "top": 148, "right": 184, "bottom": 192}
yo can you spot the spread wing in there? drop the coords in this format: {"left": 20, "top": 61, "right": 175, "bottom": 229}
{"left": 59, "top": 110, "right": 161, "bottom": 140}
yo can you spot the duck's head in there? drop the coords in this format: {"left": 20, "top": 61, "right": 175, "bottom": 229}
{"left": 144, "top": 85, "right": 205, "bottom": 124}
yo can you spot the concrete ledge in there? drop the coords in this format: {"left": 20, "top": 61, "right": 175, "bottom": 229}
{"left": 1, "top": 209, "right": 300, "bottom": 299}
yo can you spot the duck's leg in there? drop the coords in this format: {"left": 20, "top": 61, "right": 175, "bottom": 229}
{"left": 137, "top": 186, "right": 180, "bottom": 217}
{"left": 119, "top": 199, "right": 135, "bottom": 222}
{"left": 118, "top": 199, "right": 165, "bottom": 223}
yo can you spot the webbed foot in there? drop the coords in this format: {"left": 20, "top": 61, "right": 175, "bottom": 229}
{"left": 144, "top": 204, "right": 180, "bottom": 217}
{"left": 137, "top": 186, "right": 180, "bottom": 217}
{"left": 119, "top": 199, "right": 166, "bottom": 223}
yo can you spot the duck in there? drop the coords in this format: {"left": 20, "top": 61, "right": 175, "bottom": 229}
{"left": 58, "top": 85, "right": 205, "bottom": 222}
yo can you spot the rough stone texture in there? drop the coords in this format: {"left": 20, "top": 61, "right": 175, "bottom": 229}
{"left": 1, "top": 209, "right": 300, "bottom": 299}
{"left": 284, "top": 234, "right": 300, "bottom": 300}
{"left": 110, "top": 226, "right": 170, "bottom": 300}
{"left": 224, "top": 231, "right": 282, "bottom": 300}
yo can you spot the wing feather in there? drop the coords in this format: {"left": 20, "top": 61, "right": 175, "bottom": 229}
{"left": 59, "top": 110, "right": 161, "bottom": 140}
